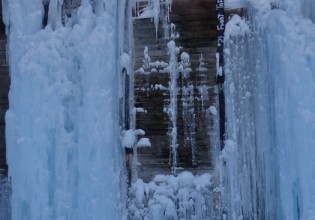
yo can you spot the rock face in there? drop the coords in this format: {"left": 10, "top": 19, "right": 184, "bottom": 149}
{"left": 0, "top": 3, "right": 9, "bottom": 175}
{"left": 134, "top": 0, "right": 218, "bottom": 181}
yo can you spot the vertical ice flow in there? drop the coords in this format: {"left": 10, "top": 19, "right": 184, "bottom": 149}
{"left": 222, "top": 4, "right": 315, "bottom": 219}
{"left": 4, "top": 1, "right": 127, "bottom": 220}
{"left": 166, "top": 40, "right": 178, "bottom": 175}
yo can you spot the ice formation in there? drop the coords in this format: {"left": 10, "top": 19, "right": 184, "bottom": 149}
{"left": 222, "top": 2, "right": 315, "bottom": 219}
{"left": 3, "top": 1, "right": 128, "bottom": 219}
{"left": 165, "top": 40, "right": 179, "bottom": 175}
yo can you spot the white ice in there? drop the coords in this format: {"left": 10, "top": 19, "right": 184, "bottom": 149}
{"left": 222, "top": 1, "right": 315, "bottom": 219}
{"left": 4, "top": 1, "right": 128, "bottom": 219}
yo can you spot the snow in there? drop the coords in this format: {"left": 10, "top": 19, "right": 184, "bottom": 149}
{"left": 209, "top": 106, "right": 218, "bottom": 116}
{"left": 135, "top": 129, "right": 145, "bottom": 136}
{"left": 136, "top": 107, "right": 147, "bottom": 113}
{"left": 129, "top": 172, "right": 213, "bottom": 219}
{"left": 137, "top": 138, "right": 151, "bottom": 148}
{"left": 122, "top": 129, "right": 137, "bottom": 148}
{"left": 120, "top": 52, "right": 131, "bottom": 72}
{"left": 224, "top": 14, "right": 250, "bottom": 41}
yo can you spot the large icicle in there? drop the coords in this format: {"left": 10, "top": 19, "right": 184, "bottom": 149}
{"left": 166, "top": 40, "right": 179, "bottom": 175}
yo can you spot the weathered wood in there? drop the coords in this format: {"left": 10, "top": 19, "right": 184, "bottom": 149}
{"left": 134, "top": 0, "right": 218, "bottom": 182}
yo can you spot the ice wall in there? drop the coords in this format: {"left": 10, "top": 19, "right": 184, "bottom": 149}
{"left": 275, "top": 0, "right": 315, "bottom": 22}
{"left": 4, "top": 0, "right": 127, "bottom": 219}
{"left": 223, "top": 3, "right": 315, "bottom": 219}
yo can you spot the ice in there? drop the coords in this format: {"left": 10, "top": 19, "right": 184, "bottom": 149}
{"left": 225, "top": 0, "right": 247, "bottom": 9}
{"left": 133, "top": 0, "right": 172, "bottom": 40}
{"left": 301, "top": 0, "right": 315, "bottom": 22}
{"left": 5, "top": 1, "right": 128, "bottom": 219}
{"left": 222, "top": 2, "right": 315, "bottom": 219}
{"left": 5, "top": 0, "right": 315, "bottom": 219}
{"left": 166, "top": 40, "right": 179, "bottom": 175}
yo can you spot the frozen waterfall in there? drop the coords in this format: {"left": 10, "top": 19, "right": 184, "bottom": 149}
{"left": 222, "top": 1, "right": 315, "bottom": 219}
{"left": 3, "top": 0, "right": 127, "bottom": 219}
{"left": 1, "top": 0, "right": 315, "bottom": 219}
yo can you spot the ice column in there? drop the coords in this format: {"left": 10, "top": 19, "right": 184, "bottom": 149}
{"left": 5, "top": 1, "right": 126, "bottom": 220}
{"left": 222, "top": 13, "right": 279, "bottom": 219}
{"left": 166, "top": 40, "right": 179, "bottom": 174}
{"left": 222, "top": 5, "right": 315, "bottom": 219}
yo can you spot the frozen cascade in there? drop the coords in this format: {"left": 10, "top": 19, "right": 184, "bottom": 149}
{"left": 222, "top": 3, "right": 315, "bottom": 219}
{"left": 3, "top": 0, "right": 128, "bottom": 219}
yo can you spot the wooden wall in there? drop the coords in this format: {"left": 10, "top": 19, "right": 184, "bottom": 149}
{"left": 134, "top": 0, "right": 217, "bottom": 181}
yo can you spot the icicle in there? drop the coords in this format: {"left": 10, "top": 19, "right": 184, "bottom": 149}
{"left": 179, "top": 52, "right": 197, "bottom": 166}
{"left": 152, "top": 0, "right": 160, "bottom": 40}
{"left": 143, "top": 46, "right": 151, "bottom": 70}
{"left": 166, "top": 40, "right": 179, "bottom": 175}
{"left": 48, "top": 0, "right": 63, "bottom": 29}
